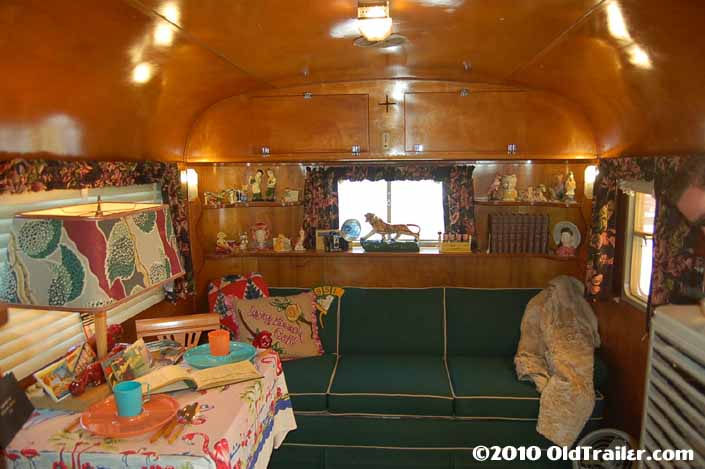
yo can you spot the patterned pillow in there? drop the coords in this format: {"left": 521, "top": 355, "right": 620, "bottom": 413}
{"left": 234, "top": 291, "right": 324, "bottom": 360}
{"left": 208, "top": 273, "right": 270, "bottom": 338}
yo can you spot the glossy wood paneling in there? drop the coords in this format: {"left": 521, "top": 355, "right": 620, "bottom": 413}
{"left": 405, "top": 91, "right": 595, "bottom": 156}
{"left": 186, "top": 81, "right": 596, "bottom": 162}
{"left": 512, "top": 0, "right": 705, "bottom": 157}
{"left": 187, "top": 95, "right": 369, "bottom": 161}
{"left": 0, "top": 0, "right": 265, "bottom": 161}
{"left": 194, "top": 253, "right": 581, "bottom": 311}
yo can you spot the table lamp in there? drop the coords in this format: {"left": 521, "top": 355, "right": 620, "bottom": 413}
{"left": 0, "top": 199, "right": 184, "bottom": 358}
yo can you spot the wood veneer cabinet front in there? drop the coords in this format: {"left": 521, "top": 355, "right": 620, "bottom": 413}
{"left": 187, "top": 94, "right": 370, "bottom": 162}
{"left": 404, "top": 91, "right": 595, "bottom": 158}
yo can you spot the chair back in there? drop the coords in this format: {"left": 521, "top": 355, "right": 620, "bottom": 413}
{"left": 135, "top": 313, "right": 221, "bottom": 349}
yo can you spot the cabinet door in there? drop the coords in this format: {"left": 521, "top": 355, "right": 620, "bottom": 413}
{"left": 405, "top": 91, "right": 524, "bottom": 154}
{"left": 404, "top": 91, "right": 594, "bottom": 157}
{"left": 188, "top": 94, "right": 369, "bottom": 161}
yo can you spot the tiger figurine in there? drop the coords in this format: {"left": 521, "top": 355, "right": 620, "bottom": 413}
{"left": 361, "top": 213, "right": 421, "bottom": 242}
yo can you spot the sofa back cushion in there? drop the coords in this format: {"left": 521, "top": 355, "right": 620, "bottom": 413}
{"left": 445, "top": 288, "right": 540, "bottom": 356}
{"left": 270, "top": 288, "right": 340, "bottom": 354}
{"left": 340, "top": 288, "right": 444, "bottom": 355}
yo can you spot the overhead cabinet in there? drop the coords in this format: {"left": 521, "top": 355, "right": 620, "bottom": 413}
{"left": 187, "top": 94, "right": 370, "bottom": 162}
{"left": 404, "top": 91, "right": 595, "bottom": 158}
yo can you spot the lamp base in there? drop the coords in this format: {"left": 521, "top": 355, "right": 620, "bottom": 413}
{"left": 94, "top": 310, "right": 108, "bottom": 359}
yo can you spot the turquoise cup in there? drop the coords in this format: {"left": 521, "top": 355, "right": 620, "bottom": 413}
{"left": 113, "top": 381, "right": 150, "bottom": 417}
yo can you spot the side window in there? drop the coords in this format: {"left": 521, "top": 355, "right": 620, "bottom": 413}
{"left": 623, "top": 191, "right": 656, "bottom": 307}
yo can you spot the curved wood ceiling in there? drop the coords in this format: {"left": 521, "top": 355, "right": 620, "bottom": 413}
{"left": 1, "top": 0, "right": 703, "bottom": 160}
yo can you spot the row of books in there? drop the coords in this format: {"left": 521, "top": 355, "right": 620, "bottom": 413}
{"left": 489, "top": 213, "right": 549, "bottom": 254}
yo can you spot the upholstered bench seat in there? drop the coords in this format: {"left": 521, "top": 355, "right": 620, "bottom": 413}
{"left": 328, "top": 355, "right": 454, "bottom": 416}
{"left": 282, "top": 354, "right": 337, "bottom": 411}
{"left": 448, "top": 356, "right": 607, "bottom": 419}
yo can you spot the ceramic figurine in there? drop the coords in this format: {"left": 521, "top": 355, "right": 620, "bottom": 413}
{"left": 250, "top": 170, "right": 264, "bottom": 201}
{"left": 215, "top": 232, "right": 232, "bottom": 254}
{"left": 536, "top": 184, "right": 549, "bottom": 202}
{"left": 564, "top": 171, "right": 577, "bottom": 201}
{"left": 501, "top": 174, "right": 518, "bottom": 202}
{"left": 294, "top": 228, "right": 306, "bottom": 251}
{"left": 240, "top": 184, "right": 249, "bottom": 202}
{"left": 266, "top": 169, "right": 277, "bottom": 201}
{"left": 487, "top": 173, "right": 502, "bottom": 200}
{"left": 251, "top": 222, "right": 270, "bottom": 249}
{"left": 274, "top": 234, "right": 292, "bottom": 252}
{"left": 549, "top": 173, "right": 565, "bottom": 201}
{"left": 239, "top": 233, "right": 249, "bottom": 251}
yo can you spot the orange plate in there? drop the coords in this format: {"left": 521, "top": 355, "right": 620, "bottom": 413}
{"left": 80, "top": 394, "right": 179, "bottom": 438}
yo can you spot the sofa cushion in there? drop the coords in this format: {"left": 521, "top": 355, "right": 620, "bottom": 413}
{"left": 448, "top": 356, "right": 606, "bottom": 419}
{"left": 208, "top": 273, "right": 270, "bottom": 339}
{"left": 445, "top": 288, "right": 540, "bottom": 356}
{"left": 340, "top": 288, "right": 444, "bottom": 355}
{"left": 234, "top": 292, "right": 324, "bottom": 359}
{"left": 282, "top": 354, "right": 337, "bottom": 411}
{"left": 270, "top": 287, "right": 340, "bottom": 354}
{"left": 329, "top": 355, "right": 453, "bottom": 416}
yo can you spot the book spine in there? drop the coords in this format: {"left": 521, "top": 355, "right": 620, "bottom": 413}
{"left": 490, "top": 214, "right": 497, "bottom": 253}
{"left": 541, "top": 214, "right": 549, "bottom": 254}
{"left": 509, "top": 214, "right": 517, "bottom": 254}
{"left": 527, "top": 214, "right": 535, "bottom": 254}
{"left": 520, "top": 214, "right": 528, "bottom": 254}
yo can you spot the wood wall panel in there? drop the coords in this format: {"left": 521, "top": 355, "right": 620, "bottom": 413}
{"left": 186, "top": 80, "right": 596, "bottom": 162}
{"left": 187, "top": 95, "right": 370, "bottom": 161}
{"left": 405, "top": 91, "right": 595, "bottom": 157}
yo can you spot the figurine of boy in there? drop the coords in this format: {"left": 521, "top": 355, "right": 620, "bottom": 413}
{"left": 266, "top": 169, "right": 277, "bottom": 201}
{"left": 250, "top": 170, "right": 264, "bottom": 201}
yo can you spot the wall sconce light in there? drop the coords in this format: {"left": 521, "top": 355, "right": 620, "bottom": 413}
{"left": 181, "top": 168, "right": 199, "bottom": 201}
{"left": 358, "top": 1, "right": 393, "bottom": 42}
{"left": 584, "top": 165, "right": 599, "bottom": 199}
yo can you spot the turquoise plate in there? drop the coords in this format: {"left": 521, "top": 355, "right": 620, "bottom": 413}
{"left": 184, "top": 341, "right": 257, "bottom": 369}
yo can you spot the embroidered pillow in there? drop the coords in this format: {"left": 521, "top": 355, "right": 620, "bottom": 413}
{"left": 208, "top": 273, "right": 270, "bottom": 338}
{"left": 234, "top": 292, "right": 323, "bottom": 359}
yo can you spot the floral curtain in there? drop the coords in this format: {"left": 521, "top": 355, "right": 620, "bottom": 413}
{"left": 585, "top": 155, "right": 701, "bottom": 313}
{"left": 302, "top": 164, "right": 475, "bottom": 247}
{"left": 0, "top": 158, "right": 193, "bottom": 299}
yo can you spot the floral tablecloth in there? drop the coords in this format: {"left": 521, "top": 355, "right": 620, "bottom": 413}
{"left": 3, "top": 350, "right": 296, "bottom": 469}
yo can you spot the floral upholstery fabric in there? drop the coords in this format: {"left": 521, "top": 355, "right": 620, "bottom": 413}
{"left": 0, "top": 158, "right": 193, "bottom": 299}
{"left": 208, "top": 273, "right": 270, "bottom": 339}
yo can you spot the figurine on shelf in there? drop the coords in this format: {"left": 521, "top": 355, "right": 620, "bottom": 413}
{"left": 536, "top": 184, "right": 549, "bottom": 202}
{"left": 294, "top": 228, "right": 306, "bottom": 251}
{"left": 564, "top": 171, "right": 577, "bottom": 201}
{"left": 240, "top": 184, "right": 249, "bottom": 203}
{"left": 274, "top": 234, "right": 292, "bottom": 252}
{"left": 266, "top": 169, "right": 277, "bottom": 201}
{"left": 251, "top": 222, "right": 270, "bottom": 250}
{"left": 487, "top": 173, "right": 502, "bottom": 201}
{"left": 239, "top": 233, "right": 249, "bottom": 251}
{"left": 216, "top": 232, "right": 233, "bottom": 255}
{"left": 549, "top": 173, "right": 565, "bottom": 201}
{"left": 501, "top": 174, "right": 518, "bottom": 202}
{"left": 250, "top": 170, "right": 264, "bottom": 201}
{"left": 522, "top": 186, "right": 536, "bottom": 202}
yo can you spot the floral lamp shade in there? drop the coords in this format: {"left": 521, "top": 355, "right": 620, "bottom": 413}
{"left": 0, "top": 202, "right": 184, "bottom": 312}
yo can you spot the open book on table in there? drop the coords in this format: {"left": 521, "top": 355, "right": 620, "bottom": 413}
{"left": 135, "top": 361, "right": 262, "bottom": 393}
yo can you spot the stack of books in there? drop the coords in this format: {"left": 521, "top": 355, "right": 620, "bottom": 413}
{"left": 489, "top": 213, "right": 549, "bottom": 254}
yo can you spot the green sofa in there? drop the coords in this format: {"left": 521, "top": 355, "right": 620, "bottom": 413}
{"left": 268, "top": 287, "right": 608, "bottom": 469}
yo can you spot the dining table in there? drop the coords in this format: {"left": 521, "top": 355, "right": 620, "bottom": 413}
{"left": 3, "top": 349, "right": 296, "bottom": 469}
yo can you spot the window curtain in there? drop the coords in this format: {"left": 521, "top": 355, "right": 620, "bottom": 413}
{"left": 0, "top": 158, "right": 194, "bottom": 299}
{"left": 302, "top": 165, "right": 475, "bottom": 248}
{"left": 585, "top": 155, "right": 701, "bottom": 313}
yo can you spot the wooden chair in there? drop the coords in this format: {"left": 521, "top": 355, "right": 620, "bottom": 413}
{"left": 135, "top": 313, "right": 221, "bottom": 349}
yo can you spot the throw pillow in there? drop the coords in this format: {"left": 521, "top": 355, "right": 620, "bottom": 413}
{"left": 208, "top": 273, "right": 270, "bottom": 338}
{"left": 234, "top": 291, "right": 324, "bottom": 359}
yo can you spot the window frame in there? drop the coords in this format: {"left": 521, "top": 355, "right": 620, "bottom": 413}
{"left": 622, "top": 190, "right": 655, "bottom": 310}
{"left": 337, "top": 179, "right": 445, "bottom": 246}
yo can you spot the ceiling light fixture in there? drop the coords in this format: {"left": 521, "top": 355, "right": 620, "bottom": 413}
{"left": 132, "top": 62, "right": 154, "bottom": 84}
{"left": 358, "top": 1, "right": 393, "bottom": 42}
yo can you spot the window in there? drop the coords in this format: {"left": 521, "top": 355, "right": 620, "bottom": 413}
{"left": 0, "top": 184, "right": 166, "bottom": 379}
{"left": 623, "top": 190, "right": 656, "bottom": 307}
{"left": 338, "top": 179, "right": 444, "bottom": 243}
